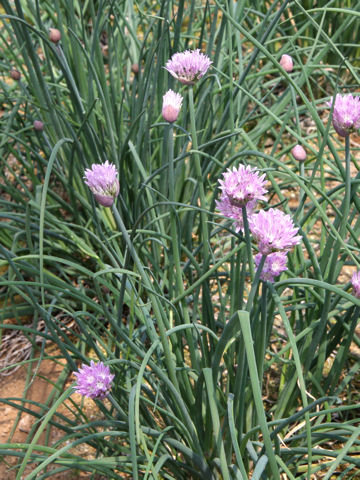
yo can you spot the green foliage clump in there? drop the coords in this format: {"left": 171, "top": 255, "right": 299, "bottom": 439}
{"left": 1, "top": 0, "right": 360, "bottom": 478}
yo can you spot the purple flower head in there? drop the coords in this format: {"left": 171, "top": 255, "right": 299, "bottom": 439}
{"left": 327, "top": 94, "right": 360, "bottom": 137}
{"left": 84, "top": 161, "right": 119, "bottom": 207}
{"left": 162, "top": 89, "right": 183, "bottom": 123}
{"left": 165, "top": 49, "right": 212, "bottom": 85}
{"left": 216, "top": 195, "right": 257, "bottom": 233}
{"left": 255, "top": 252, "right": 288, "bottom": 283}
{"left": 249, "top": 208, "right": 302, "bottom": 255}
{"left": 218, "top": 165, "right": 267, "bottom": 208}
{"left": 291, "top": 145, "right": 307, "bottom": 162}
{"left": 351, "top": 271, "right": 360, "bottom": 299}
{"left": 279, "top": 54, "right": 293, "bottom": 73}
{"left": 74, "top": 360, "right": 114, "bottom": 400}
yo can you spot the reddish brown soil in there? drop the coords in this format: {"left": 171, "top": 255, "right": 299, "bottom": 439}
{"left": 0, "top": 357, "right": 95, "bottom": 479}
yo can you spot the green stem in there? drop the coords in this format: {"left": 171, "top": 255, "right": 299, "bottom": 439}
{"left": 167, "top": 123, "right": 199, "bottom": 377}
{"left": 269, "top": 284, "right": 312, "bottom": 479}
{"left": 203, "top": 368, "right": 230, "bottom": 480}
{"left": 257, "top": 281, "right": 268, "bottom": 378}
{"left": 167, "top": 124, "right": 175, "bottom": 204}
{"left": 246, "top": 253, "right": 266, "bottom": 313}
{"left": 111, "top": 205, "right": 179, "bottom": 392}
{"left": 325, "top": 305, "right": 360, "bottom": 393}
{"left": 242, "top": 205, "right": 254, "bottom": 280}
{"left": 233, "top": 253, "right": 266, "bottom": 425}
{"left": 188, "top": 86, "right": 210, "bottom": 267}
{"left": 313, "top": 135, "right": 351, "bottom": 379}
{"left": 299, "top": 161, "right": 305, "bottom": 219}
{"left": 238, "top": 311, "right": 280, "bottom": 478}
{"left": 226, "top": 2, "right": 235, "bottom": 153}
{"left": 227, "top": 394, "right": 248, "bottom": 478}
{"left": 343, "top": 135, "right": 351, "bottom": 239}
{"left": 108, "top": 393, "right": 127, "bottom": 420}
{"left": 326, "top": 135, "right": 351, "bottom": 283}
{"left": 290, "top": 85, "right": 301, "bottom": 137}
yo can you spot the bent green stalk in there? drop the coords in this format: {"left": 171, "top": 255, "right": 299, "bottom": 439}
{"left": 166, "top": 123, "right": 200, "bottom": 373}
{"left": 188, "top": 86, "right": 210, "bottom": 268}
{"left": 242, "top": 205, "right": 254, "bottom": 281}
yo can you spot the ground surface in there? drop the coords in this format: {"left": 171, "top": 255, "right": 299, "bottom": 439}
{"left": 0, "top": 355, "right": 100, "bottom": 479}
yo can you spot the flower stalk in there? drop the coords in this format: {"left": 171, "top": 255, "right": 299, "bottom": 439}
{"left": 166, "top": 123, "right": 200, "bottom": 373}
{"left": 188, "top": 85, "right": 210, "bottom": 267}
{"left": 242, "top": 205, "right": 254, "bottom": 281}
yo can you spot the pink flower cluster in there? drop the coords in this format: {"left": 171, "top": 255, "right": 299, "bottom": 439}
{"left": 352, "top": 271, "right": 360, "bottom": 299}
{"left": 165, "top": 49, "right": 212, "bottom": 85}
{"left": 255, "top": 252, "right": 288, "bottom": 283}
{"left": 216, "top": 165, "right": 267, "bottom": 232}
{"left": 84, "top": 160, "right": 119, "bottom": 207}
{"left": 327, "top": 94, "right": 360, "bottom": 137}
{"left": 249, "top": 209, "right": 301, "bottom": 256}
{"left": 74, "top": 360, "right": 114, "bottom": 400}
{"left": 216, "top": 196, "right": 257, "bottom": 233}
{"left": 218, "top": 165, "right": 267, "bottom": 208}
{"left": 216, "top": 164, "right": 301, "bottom": 282}
{"left": 161, "top": 50, "right": 211, "bottom": 122}
{"left": 162, "top": 48, "right": 300, "bottom": 284}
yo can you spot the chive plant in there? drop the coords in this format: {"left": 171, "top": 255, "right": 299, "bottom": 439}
{"left": 1, "top": 0, "right": 360, "bottom": 478}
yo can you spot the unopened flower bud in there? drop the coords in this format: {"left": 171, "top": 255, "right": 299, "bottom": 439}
{"left": 291, "top": 145, "right": 307, "bottom": 162}
{"left": 280, "top": 54, "right": 293, "bottom": 73}
{"left": 49, "top": 28, "right": 61, "bottom": 44}
{"left": 131, "top": 63, "right": 139, "bottom": 75}
{"left": 162, "top": 89, "right": 183, "bottom": 123}
{"left": 10, "top": 69, "right": 21, "bottom": 81}
{"left": 33, "top": 120, "right": 44, "bottom": 131}
{"left": 101, "top": 285, "right": 110, "bottom": 295}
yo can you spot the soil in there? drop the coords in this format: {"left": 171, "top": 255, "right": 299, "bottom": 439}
{"left": 0, "top": 355, "right": 99, "bottom": 479}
